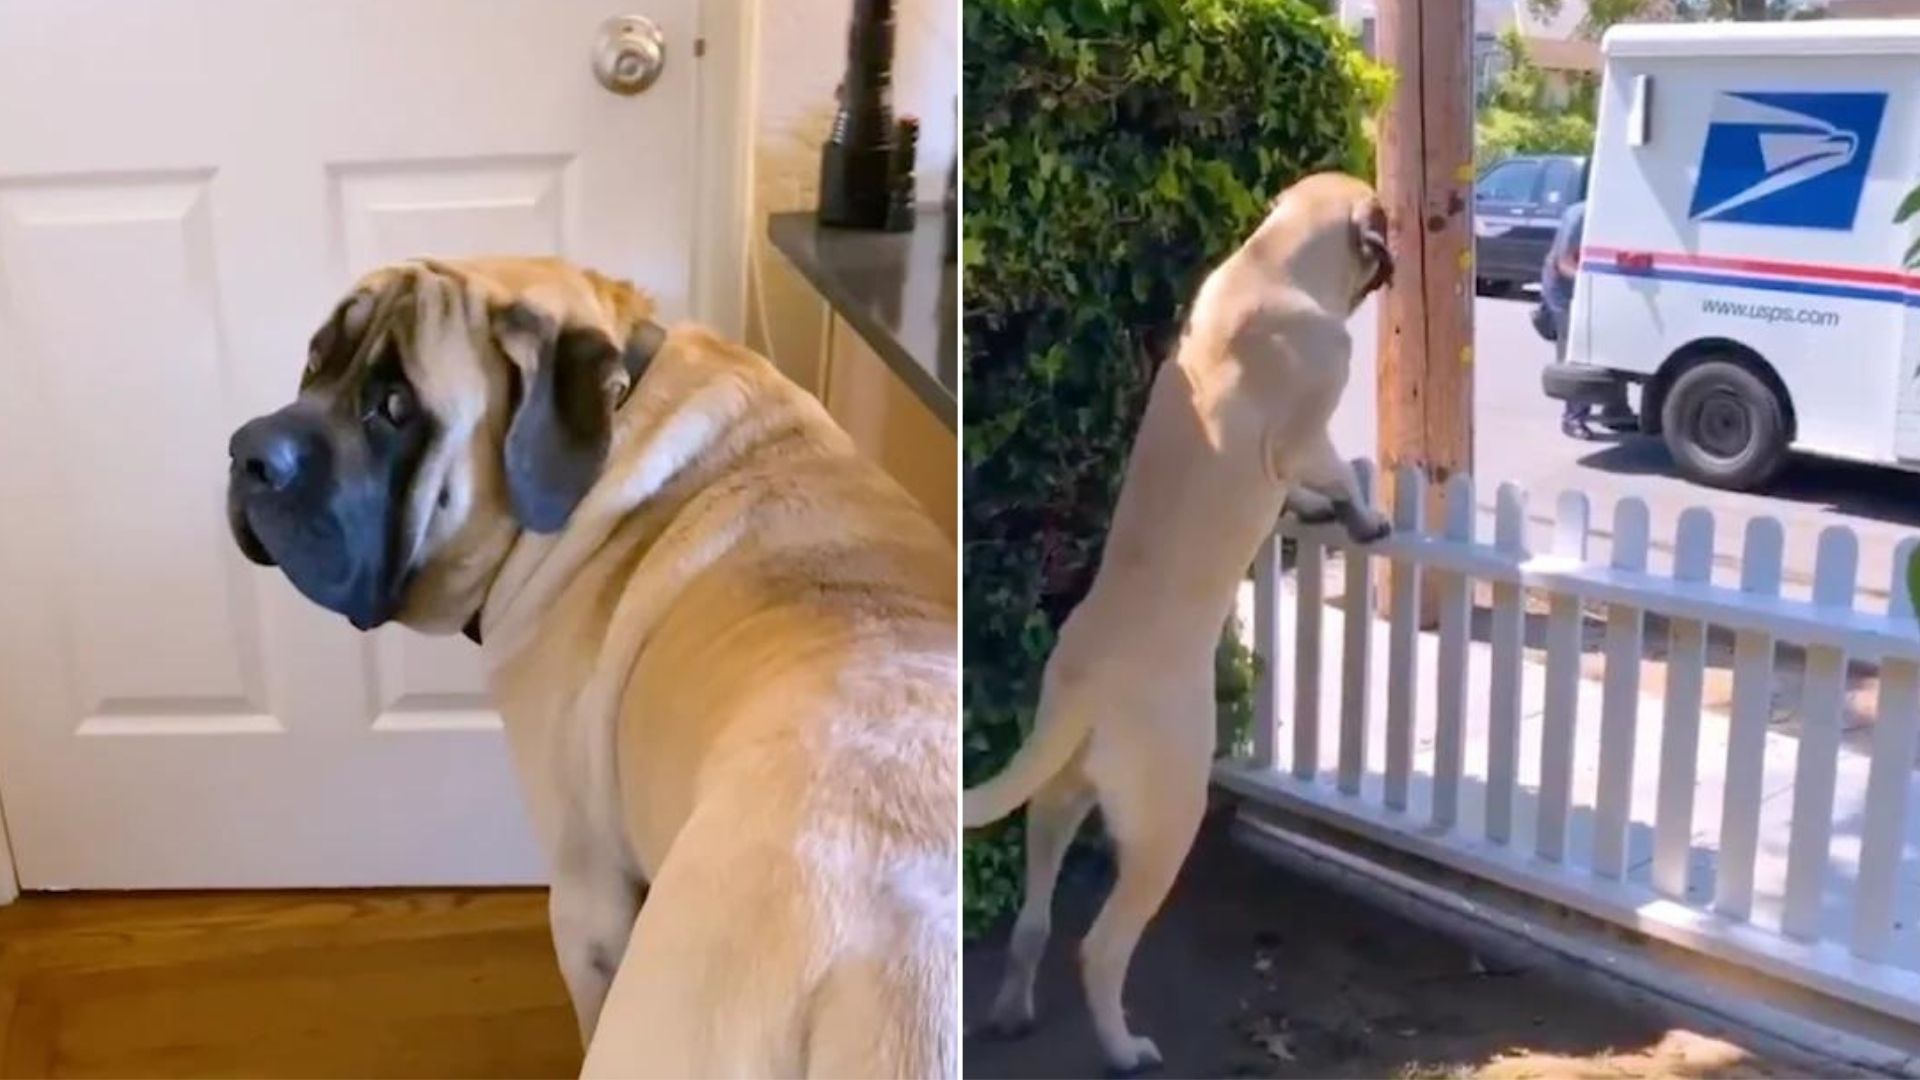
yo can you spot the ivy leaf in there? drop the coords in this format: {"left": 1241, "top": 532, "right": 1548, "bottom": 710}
{"left": 1154, "top": 166, "right": 1182, "bottom": 202}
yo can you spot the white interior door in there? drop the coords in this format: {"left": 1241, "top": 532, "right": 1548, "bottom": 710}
{"left": 0, "top": 0, "right": 734, "bottom": 890}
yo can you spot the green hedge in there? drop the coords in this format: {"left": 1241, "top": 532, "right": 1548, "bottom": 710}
{"left": 1475, "top": 26, "right": 1596, "bottom": 162}
{"left": 961, "top": 0, "right": 1388, "bottom": 938}
{"left": 1476, "top": 106, "right": 1596, "bottom": 161}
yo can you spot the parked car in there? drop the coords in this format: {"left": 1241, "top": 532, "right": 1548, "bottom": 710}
{"left": 1474, "top": 152, "right": 1589, "bottom": 295}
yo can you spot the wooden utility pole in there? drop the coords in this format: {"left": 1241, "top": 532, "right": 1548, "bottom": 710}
{"left": 1375, "top": 0, "right": 1475, "bottom": 622}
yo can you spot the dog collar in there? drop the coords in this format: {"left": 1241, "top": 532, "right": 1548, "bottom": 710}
{"left": 618, "top": 320, "right": 668, "bottom": 405}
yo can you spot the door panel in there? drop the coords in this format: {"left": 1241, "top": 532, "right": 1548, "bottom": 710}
{"left": 0, "top": 174, "right": 272, "bottom": 737}
{"left": 332, "top": 156, "right": 576, "bottom": 267}
{"left": 0, "top": 0, "right": 708, "bottom": 890}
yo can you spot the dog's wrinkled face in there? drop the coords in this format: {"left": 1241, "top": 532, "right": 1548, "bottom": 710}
{"left": 226, "top": 259, "right": 657, "bottom": 635}
{"left": 1257, "top": 172, "right": 1395, "bottom": 313}
{"left": 226, "top": 283, "right": 438, "bottom": 630}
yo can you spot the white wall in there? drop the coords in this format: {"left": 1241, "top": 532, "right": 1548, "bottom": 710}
{"left": 746, "top": 0, "right": 957, "bottom": 388}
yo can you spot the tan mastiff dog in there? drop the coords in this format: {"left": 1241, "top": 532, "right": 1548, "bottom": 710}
{"left": 964, "top": 173, "right": 1394, "bottom": 1074}
{"left": 226, "top": 257, "right": 957, "bottom": 1078}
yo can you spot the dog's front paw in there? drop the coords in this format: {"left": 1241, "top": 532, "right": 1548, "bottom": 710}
{"left": 1336, "top": 499, "right": 1397, "bottom": 541}
{"left": 1103, "top": 1035, "right": 1163, "bottom": 1078}
{"left": 1330, "top": 501, "right": 1392, "bottom": 546}
{"left": 1347, "top": 515, "right": 1392, "bottom": 545}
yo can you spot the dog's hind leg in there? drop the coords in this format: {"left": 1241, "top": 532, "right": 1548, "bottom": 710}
{"left": 578, "top": 823, "right": 811, "bottom": 1077}
{"left": 548, "top": 841, "right": 644, "bottom": 1046}
{"left": 805, "top": 927, "right": 959, "bottom": 1080}
{"left": 1079, "top": 716, "right": 1210, "bottom": 1076}
{"left": 985, "top": 767, "right": 1096, "bottom": 1038}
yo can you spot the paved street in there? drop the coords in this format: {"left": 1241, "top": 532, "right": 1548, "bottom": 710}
{"left": 1334, "top": 294, "right": 1920, "bottom": 602}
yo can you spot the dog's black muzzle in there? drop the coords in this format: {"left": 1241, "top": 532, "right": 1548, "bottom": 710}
{"left": 226, "top": 402, "right": 408, "bottom": 631}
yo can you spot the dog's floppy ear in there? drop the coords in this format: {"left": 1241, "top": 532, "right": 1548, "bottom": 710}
{"left": 1351, "top": 197, "right": 1394, "bottom": 301}
{"left": 488, "top": 301, "right": 629, "bottom": 533}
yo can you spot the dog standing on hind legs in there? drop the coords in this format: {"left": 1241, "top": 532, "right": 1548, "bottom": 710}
{"left": 964, "top": 172, "right": 1397, "bottom": 1075}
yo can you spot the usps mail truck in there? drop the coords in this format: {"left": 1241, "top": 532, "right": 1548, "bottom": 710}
{"left": 1545, "top": 21, "right": 1920, "bottom": 490}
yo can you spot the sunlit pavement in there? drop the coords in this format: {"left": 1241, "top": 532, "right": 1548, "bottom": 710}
{"left": 1337, "top": 293, "right": 1920, "bottom": 602}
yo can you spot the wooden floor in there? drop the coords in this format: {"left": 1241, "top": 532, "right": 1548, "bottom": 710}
{"left": 0, "top": 889, "right": 581, "bottom": 1078}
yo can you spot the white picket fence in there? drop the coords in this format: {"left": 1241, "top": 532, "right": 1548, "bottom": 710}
{"left": 1213, "top": 459, "right": 1920, "bottom": 1030}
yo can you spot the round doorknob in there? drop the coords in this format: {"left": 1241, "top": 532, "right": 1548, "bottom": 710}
{"left": 593, "top": 15, "right": 666, "bottom": 95}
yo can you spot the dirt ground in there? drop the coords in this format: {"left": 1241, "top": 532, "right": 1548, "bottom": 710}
{"left": 963, "top": 813, "right": 1799, "bottom": 1080}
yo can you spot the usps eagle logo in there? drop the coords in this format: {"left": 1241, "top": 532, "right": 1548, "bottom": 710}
{"left": 1688, "top": 91, "right": 1887, "bottom": 230}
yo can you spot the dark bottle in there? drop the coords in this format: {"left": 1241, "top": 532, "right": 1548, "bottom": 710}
{"left": 818, "top": 0, "right": 916, "bottom": 231}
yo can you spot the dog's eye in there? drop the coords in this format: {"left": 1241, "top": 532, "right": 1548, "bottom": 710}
{"left": 380, "top": 385, "right": 414, "bottom": 426}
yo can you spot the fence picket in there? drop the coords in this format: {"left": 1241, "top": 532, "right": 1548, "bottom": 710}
{"left": 1714, "top": 516, "right": 1785, "bottom": 921}
{"left": 1782, "top": 526, "right": 1857, "bottom": 941}
{"left": 1592, "top": 498, "right": 1651, "bottom": 878}
{"left": 1537, "top": 490, "right": 1590, "bottom": 863}
{"left": 1337, "top": 460, "right": 1378, "bottom": 796}
{"left": 1252, "top": 533, "right": 1281, "bottom": 769}
{"left": 1851, "top": 539, "right": 1920, "bottom": 960}
{"left": 1236, "top": 476, "right": 1920, "bottom": 1028}
{"left": 1652, "top": 509, "right": 1715, "bottom": 900}
{"left": 1486, "top": 483, "right": 1529, "bottom": 845}
{"left": 1384, "top": 467, "right": 1426, "bottom": 811}
{"left": 1432, "top": 476, "right": 1475, "bottom": 829}
{"left": 1293, "top": 539, "right": 1325, "bottom": 782}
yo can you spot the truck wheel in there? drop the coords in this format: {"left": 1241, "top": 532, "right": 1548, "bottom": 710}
{"left": 1660, "top": 359, "right": 1789, "bottom": 491}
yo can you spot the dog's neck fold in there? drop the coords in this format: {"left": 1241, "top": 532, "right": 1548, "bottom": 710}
{"left": 451, "top": 317, "right": 671, "bottom": 649}
{"left": 473, "top": 329, "right": 763, "bottom": 665}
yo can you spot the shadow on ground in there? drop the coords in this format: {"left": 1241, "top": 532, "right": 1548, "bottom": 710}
{"left": 963, "top": 810, "right": 1782, "bottom": 1079}
{"left": 1571, "top": 436, "right": 1920, "bottom": 530}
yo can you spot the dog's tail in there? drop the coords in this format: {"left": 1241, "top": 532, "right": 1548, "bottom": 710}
{"left": 963, "top": 692, "right": 1096, "bottom": 828}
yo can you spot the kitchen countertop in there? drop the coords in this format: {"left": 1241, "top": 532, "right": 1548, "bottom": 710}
{"left": 767, "top": 208, "right": 957, "bottom": 429}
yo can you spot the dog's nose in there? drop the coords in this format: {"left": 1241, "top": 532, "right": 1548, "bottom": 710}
{"left": 229, "top": 414, "right": 318, "bottom": 493}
